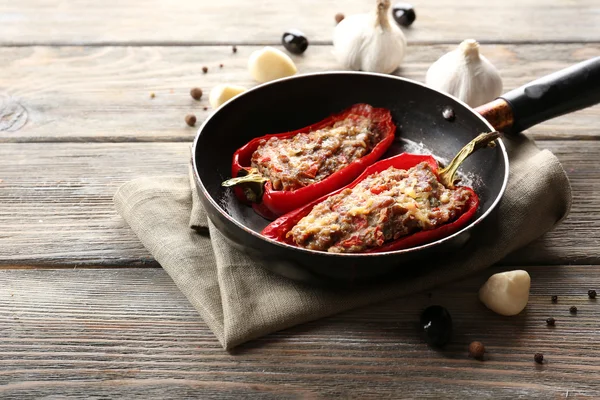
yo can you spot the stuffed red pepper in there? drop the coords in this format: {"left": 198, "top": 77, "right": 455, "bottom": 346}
{"left": 262, "top": 131, "right": 500, "bottom": 253}
{"left": 222, "top": 103, "right": 396, "bottom": 219}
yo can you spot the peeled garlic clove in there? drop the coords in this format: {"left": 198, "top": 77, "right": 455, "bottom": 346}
{"left": 333, "top": 0, "right": 406, "bottom": 74}
{"left": 425, "top": 39, "right": 502, "bottom": 107}
{"left": 248, "top": 46, "right": 297, "bottom": 83}
{"left": 478, "top": 270, "right": 531, "bottom": 316}
{"left": 209, "top": 84, "right": 247, "bottom": 109}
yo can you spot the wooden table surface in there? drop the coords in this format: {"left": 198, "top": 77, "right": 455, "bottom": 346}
{"left": 1, "top": 0, "right": 599, "bottom": 398}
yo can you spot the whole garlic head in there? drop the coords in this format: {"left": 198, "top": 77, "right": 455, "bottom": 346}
{"left": 248, "top": 46, "right": 297, "bottom": 83}
{"left": 209, "top": 84, "right": 247, "bottom": 109}
{"left": 478, "top": 270, "right": 531, "bottom": 316}
{"left": 333, "top": 0, "right": 406, "bottom": 74}
{"left": 425, "top": 39, "right": 503, "bottom": 107}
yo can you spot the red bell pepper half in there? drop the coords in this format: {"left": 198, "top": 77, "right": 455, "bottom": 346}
{"left": 262, "top": 131, "right": 501, "bottom": 253}
{"left": 223, "top": 103, "right": 396, "bottom": 219}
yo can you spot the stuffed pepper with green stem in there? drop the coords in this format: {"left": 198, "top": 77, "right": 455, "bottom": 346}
{"left": 262, "top": 131, "right": 500, "bottom": 253}
{"left": 222, "top": 103, "right": 396, "bottom": 219}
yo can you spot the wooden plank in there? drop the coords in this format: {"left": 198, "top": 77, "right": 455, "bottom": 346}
{"left": 0, "top": 143, "right": 190, "bottom": 267}
{"left": 1, "top": 0, "right": 599, "bottom": 45}
{"left": 1, "top": 266, "right": 599, "bottom": 398}
{"left": 0, "top": 140, "right": 598, "bottom": 267}
{"left": 0, "top": 44, "right": 599, "bottom": 142}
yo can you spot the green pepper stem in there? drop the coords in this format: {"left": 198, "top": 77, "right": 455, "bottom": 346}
{"left": 439, "top": 131, "right": 501, "bottom": 188}
{"left": 222, "top": 168, "right": 269, "bottom": 187}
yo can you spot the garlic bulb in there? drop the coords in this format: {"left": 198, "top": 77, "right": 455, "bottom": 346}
{"left": 209, "top": 84, "right": 247, "bottom": 109}
{"left": 425, "top": 39, "right": 503, "bottom": 107}
{"left": 333, "top": 0, "right": 406, "bottom": 74}
{"left": 248, "top": 46, "right": 297, "bottom": 83}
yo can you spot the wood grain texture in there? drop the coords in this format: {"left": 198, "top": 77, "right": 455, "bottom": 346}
{"left": 0, "top": 43, "right": 599, "bottom": 142}
{"left": 0, "top": 140, "right": 598, "bottom": 267}
{"left": 1, "top": 0, "right": 599, "bottom": 45}
{"left": 0, "top": 95, "right": 28, "bottom": 132}
{"left": 1, "top": 266, "right": 600, "bottom": 398}
{"left": 2, "top": 0, "right": 599, "bottom": 397}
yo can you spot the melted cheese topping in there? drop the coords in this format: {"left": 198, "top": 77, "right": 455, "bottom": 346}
{"left": 251, "top": 114, "right": 381, "bottom": 191}
{"left": 288, "top": 162, "right": 473, "bottom": 253}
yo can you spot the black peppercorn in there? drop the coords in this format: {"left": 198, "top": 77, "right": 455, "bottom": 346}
{"left": 219, "top": 63, "right": 224, "bottom": 68}
{"left": 546, "top": 317, "right": 555, "bottom": 326}
{"left": 392, "top": 3, "right": 416, "bottom": 27}
{"left": 232, "top": 45, "right": 237, "bottom": 53}
{"left": 589, "top": 290, "right": 597, "bottom": 299}
{"left": 282, "top": 30, "right": 309, "bottom": 55}
{"left": 570, "top": 306, "right": 578, "bottom": 314}
{"left": 551, "top": 295, "right": 558, "bottom": 303}
{"left": 420, "top": 305, "right": 453, "bottom": 347}
{"left": 202, "top": 66, "right": 208, "bottom": 74}
{"left": 185, "top": 114, "right": 196, "bottom": 127}
{"left": 534, "top": 353, "right": 544, "bottom": 364}
{"left": 203, "top": 106, "right": 208, "bottom": 111}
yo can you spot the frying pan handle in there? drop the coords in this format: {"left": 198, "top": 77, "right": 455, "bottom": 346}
{"left": 476, "top": 56, "right": 600, "bottom": 134}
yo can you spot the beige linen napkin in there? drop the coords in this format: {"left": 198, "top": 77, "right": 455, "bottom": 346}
{"left": 114, "top": 134, "right": 571, "bottom": 350}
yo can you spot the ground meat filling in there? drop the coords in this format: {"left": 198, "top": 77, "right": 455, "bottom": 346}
{"left": 288, "top": 162, "right": 473, "bottom": 253}
{"left": 251, "top": 114, "right": 382, "bottom": 191}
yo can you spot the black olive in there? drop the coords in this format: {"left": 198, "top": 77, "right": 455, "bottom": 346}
{"left": 282, "top": 30, "right": 309, "bottom": 55}
{"left": 420, "top": 305, "right": 453, "bottom": 347}
{"left": 392, "top": 3, "right": 416, "bottom": 27}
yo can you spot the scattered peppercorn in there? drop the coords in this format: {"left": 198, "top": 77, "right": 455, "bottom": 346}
{"left": 232, "top": 45, "right": 237, "bottom": 53}
{"left": 335, "top": 13, "right": 345, "bottom": 24}
{"left": 589, "top": 290, "right": 597, "bottom": 299}
{"left": 185, "top": 114, "right": 197, "bottom": 127}
{"left": 203, "top": 106, "right": 208, "bottom": 111}
{"left": 202, "top": 66, "right": 208, "bottom": 74}
{"left": 570, "top": 306, "right": 578, "bottom": 314}
{"left": 534, "top": 353, "right": 544, "bottom": 364}
{"left": 546, "top": 317, "right": 556, "bottom": 326}
{"left": 190, "top": 87, "right": 203, "bottom": 101}
{"left": 219, "top": 63, "right": 224, "bottom": 68}
{"left": 150, "top": 92, "right": 156, "bottom": 99}
{"left": 551, "top": 295, "right": 558, "bottom": 303}
{"left": 468, "top": 341, "right": 485, "bottom": 360}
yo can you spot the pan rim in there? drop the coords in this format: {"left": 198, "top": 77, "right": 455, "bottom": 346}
{"left": 192, "top": 71, "right": 509, "bottom": 258}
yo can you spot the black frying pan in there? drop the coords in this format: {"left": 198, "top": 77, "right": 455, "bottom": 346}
{"left": 192, "top": 57, "right": 600, "bottom": 284}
